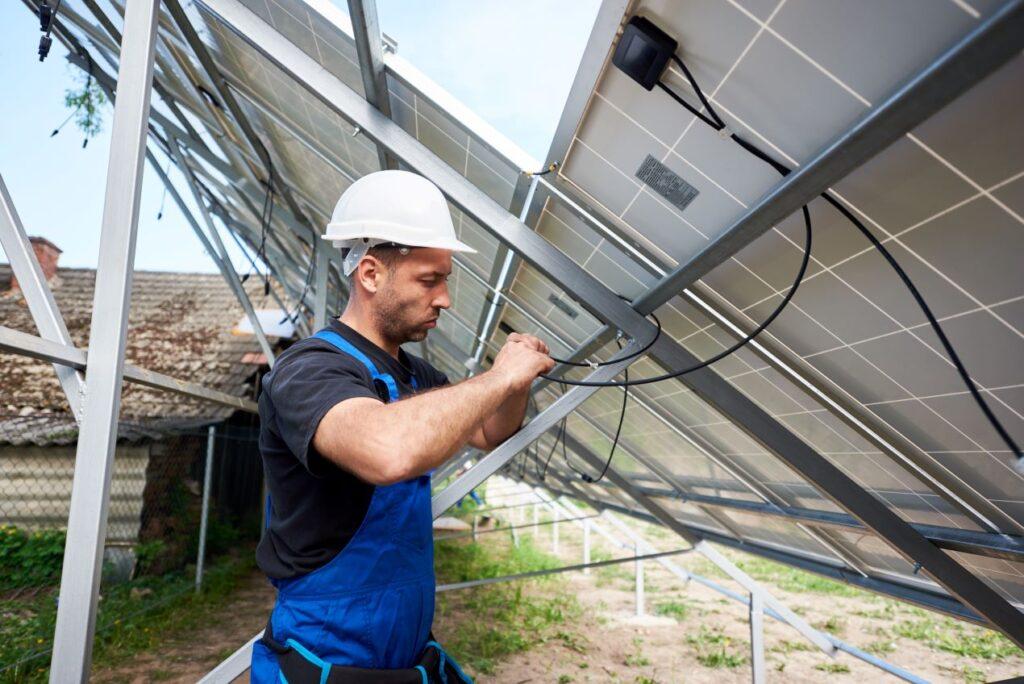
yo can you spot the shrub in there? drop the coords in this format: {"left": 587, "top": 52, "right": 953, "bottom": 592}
{"left": 0, "top": 525, "right": 66, "bottom": 591}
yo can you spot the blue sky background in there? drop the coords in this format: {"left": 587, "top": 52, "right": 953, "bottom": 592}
{"left": 0, "top": 1, "right": 599, "bottom": 273}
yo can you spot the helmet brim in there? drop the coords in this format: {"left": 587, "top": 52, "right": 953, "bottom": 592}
{"left": 321, "top": 231, "right": 477, "bottom": 254}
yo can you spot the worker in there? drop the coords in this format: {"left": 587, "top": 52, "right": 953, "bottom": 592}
{"left": 250, "top": 170, "right": 555, "bottom": 683}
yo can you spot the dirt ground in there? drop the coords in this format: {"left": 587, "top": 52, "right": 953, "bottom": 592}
{"left": 92, "top": 507, "right": 1024, "bottom": 683}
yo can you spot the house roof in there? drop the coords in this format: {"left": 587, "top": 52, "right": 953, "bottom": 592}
{"left": 0, "top": 264, "right": 285, "bottom": 446}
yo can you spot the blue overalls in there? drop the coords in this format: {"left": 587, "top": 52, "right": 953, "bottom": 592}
{"left": 251, "top": 329, "right": 471, "bottom": 683}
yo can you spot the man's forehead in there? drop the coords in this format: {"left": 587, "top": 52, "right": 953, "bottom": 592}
{"left": 408, "top": 248, "right": 452, "bottom": 275}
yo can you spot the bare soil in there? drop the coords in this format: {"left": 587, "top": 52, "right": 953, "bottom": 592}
{"left": 92, "top": 513, "right": 1024, "bottom": 683}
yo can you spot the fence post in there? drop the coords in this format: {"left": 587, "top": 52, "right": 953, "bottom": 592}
{"left": 471, "top": 515, "right": 478, "bottom": 543}
{"left": 583, "top": 517, "right": 591, "bottom": 575}
{"left": 750, "top": 590, "right": 766, "bottom": 683}
{"left": 196, "top": 424, "right": 216, "bottom": 592}
{"left": 552, "top": 507, "right": 559, "bottom": 555}
{"left": 533, "top": 503, "right": 539, "bottom": 537}
{"left": 635, "top": 541, "right": 644, "bottom": 617}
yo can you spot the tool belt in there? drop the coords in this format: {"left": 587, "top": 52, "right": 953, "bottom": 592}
{"left": 262, "top": 619, "right": 473, "bottom": 684}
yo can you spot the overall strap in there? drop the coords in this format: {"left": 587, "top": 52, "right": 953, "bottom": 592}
{"left": 313, "top": 329, "right": 408, "bottom": 402}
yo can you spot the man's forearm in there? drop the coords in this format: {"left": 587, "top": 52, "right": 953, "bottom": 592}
{"left": 481, "top": 385, "right": 530, "bottom": 447}
{"left": 317, "top": 369, "right": 514, "bottom": 482}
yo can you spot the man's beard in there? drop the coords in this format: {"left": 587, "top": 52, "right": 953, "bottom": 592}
{"left": 372, "top": 286, "right": 435, "bottom": 346}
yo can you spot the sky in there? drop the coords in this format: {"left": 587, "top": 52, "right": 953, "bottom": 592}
{"left": 0, "top": 0, "right": 599, "bottom": 274}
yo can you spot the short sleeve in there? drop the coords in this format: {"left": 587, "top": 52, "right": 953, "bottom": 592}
{"left": 429, "top": 365, "right": 449, "bottom": 388}
{"left": 266, "top": 345, "right": 379, "bottom": 475}
{"left": 409, "top": 355, "right": 449, "bottom": 389}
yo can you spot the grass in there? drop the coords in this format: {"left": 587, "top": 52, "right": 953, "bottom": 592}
{"left": 0, "top": 551, "right": 256, "bottom": 683}
{"left": 813, "top": 615, "right": 846, "bottom": 637}
{"left": 853, "top": 602, "right": 898, "bottom": 620}
{"left": 685, "top": 626, "right": 747, "bottom": 669}
{"left": 769, "top": 639, "right": 814, "bottom": 654}
{"left": 624, "top": 636, "right": 650, "bottom": 667}
{"left": 434, "top": 537, "right": 583, "bottom": 676}
{"left": 864, "top": 638, "right": 896, "bottom": 655}
{"left": 733, "top": 556, "right": 864, "bottom": 597}
{"left": 949, "top": 664, "right": 988, "bottom": 683}
{"left": 888, "top": 617, "right": 1018, "bottom": 660}
{"left": 814, "top": 662, "right": 851, "bottom": 674}
{"left": 653, "top": 599, "right": 690, "bottom": 620}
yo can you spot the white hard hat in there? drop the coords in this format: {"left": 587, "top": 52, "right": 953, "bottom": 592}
{"left": 323, "top": 170, "right": 476, "bottom": 275}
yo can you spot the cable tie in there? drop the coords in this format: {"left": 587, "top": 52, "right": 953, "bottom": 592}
{"left": 587, "top": 360, "right": 599, "bottom": 370}
{"left": 717, "top": 125, "right": 731, "bottom": 140}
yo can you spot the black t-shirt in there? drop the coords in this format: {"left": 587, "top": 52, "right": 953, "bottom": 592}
{"left": 255, "top": 319, "right": 449, "bottom": 579}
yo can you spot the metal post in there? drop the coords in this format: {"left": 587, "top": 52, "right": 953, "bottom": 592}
{"left": 196, "top": 425, "right": 216, "bottom": 592}
{"left": 471, "top": 515, "right": 478, "bottom": 543}
{"left": 49, "top": 1, "right": 159, "bottom": 679}
{"left": 635, "top": 541, "right": 644, "bottom": 617}
{"left": 0, "top": 326, "right": 257, "bottom": 413}
{"left": 533, "top": 503, "right": 539, "bottom": 537}
{"left": 552, "top": 507, "right": 559, "bottom": 554}
{"left": 0, "top": 174, "right": 85, "bottom": 418}
{"left": 346, "top": 0, "right": 397, "bottom": 170}
{"left": 163, "top": 139, "right": 277, "bottom": 367}
{"left": 470, "top": 177, "right": 537, "bottom": 363}
{"left": 431, "top": 344, "right": 640, "bottom": 515}
{"left": 583, "top": 518, "right": 591, "bottom": 575}
{"left": 750, "top": 591, "right": 766, "bottom": 683}
{"left": 510, "top": 520, "right": 519, "bottom": 547}
{"left": 313, "top": 238, "right": 331, "bottom": 329}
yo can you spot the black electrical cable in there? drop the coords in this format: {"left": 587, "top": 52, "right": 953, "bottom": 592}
{"left": 548, "top": 295, "right": 662, "bottom": 368}
{"left": 656, "top": 52, "right": 1021, "bottom": 462}
{"left": 524, "top": 162, "right": 559, "bottom": 177}
{"left": 821, "top": 191, "right": 1023, "bottom": 461}
{"left": 281, "top": 237, "right": 317, "bottom": 325}
{"left": 37, "top": 0, "right": 62, "bottom": 61}
{"left": 538, "top": 205, "right": 811, "bottom": 388}
{"left": 259, "top": 163, "right": 276, "bottom": 296}
{"left": 563, "top": 339, "right": 630, "bottom": 484}
{"left": 536, "top": 394, "right": 567, "bottom": 482}
{"left": 156, "top": 160, "right": 171, "bottom": 220}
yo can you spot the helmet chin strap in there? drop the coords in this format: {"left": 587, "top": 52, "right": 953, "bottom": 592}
{"left": 342, "top": 242, "right": 370, "bottom": 276}
{"left": 342, "top": 241, "right": 412, "bottom": 276}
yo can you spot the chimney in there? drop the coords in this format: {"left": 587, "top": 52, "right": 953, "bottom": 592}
{"left": 10, "top": 237, "right": 62, "bottom": 292}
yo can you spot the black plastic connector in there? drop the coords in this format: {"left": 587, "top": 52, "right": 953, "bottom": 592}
{"left": 38, "top": 35, "right": 53, "bottom": 62}
{"left": 612, "top": 16, "right": 677, "bottom": 91}
{"left": 39, "top": 3, "right": 54, "bottom": 32}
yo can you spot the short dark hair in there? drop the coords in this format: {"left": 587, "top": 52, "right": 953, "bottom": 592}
{"left": 346, "top": 243, "right": 412, "bottom": 279}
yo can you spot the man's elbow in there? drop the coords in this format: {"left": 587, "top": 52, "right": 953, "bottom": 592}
{"left": 364, "top": 460, "right": 411, "bottom": 486}
{"left": 359, "top": 438, "right": 417, "bottom": 485}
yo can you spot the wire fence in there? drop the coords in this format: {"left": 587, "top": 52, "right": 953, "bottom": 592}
{"left": 0, "top": 415, "right": 264, "bottom": 679}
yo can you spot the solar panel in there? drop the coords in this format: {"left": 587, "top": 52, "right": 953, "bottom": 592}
{"left": 45, "top": 0, "right": 1023, "bottom": 636}
{"left": 536, "top": 0, "right": 1024, "bottom": 610}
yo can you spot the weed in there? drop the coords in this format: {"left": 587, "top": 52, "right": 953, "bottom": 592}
{"left": 435, "top": 538, "right": 582, "bottom": 676}
{"left": 813, "top": 616, "right": 846, "bottom": 636}
{"left": 814, "top": 662, "right": 851, "bottom": 674}
{"left": 1, "top": 552, "right": 256, "bottom": 682}
{"left": 735, "top": 556, "right": 863, "bottom": 597}
{"left": 956, "top": 664, "right": 987, "bottom": 683}
{"left": 853, "top": 602, "right": 897, "bottom": 620}
{"left": 864, "top": 639, "right": 896, "bottom": 655}
{"left": 770, "top": 639, "right": 813, "bottom": 654}
{"left": 685, "top": 626, "right": 747, "bottom": 669}
{"left": 891, "top": 618, "right": 1017, "bottom": 660}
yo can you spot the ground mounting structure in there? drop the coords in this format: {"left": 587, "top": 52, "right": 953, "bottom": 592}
{"left": 2, "top": 0, "right": 1023, "bottom": 681}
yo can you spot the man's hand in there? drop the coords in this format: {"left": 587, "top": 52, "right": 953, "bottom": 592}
{"left": 490, "top": 332, "right": 554, "bottom": 393}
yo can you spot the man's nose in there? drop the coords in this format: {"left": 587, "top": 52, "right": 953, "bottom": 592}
{"left": 433, "top": 283, "right": 451, "bottom": 310}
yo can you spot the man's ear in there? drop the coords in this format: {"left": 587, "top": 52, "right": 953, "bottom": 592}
{"left": 356, "top": 256, "right": 388, "bottom": 294}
